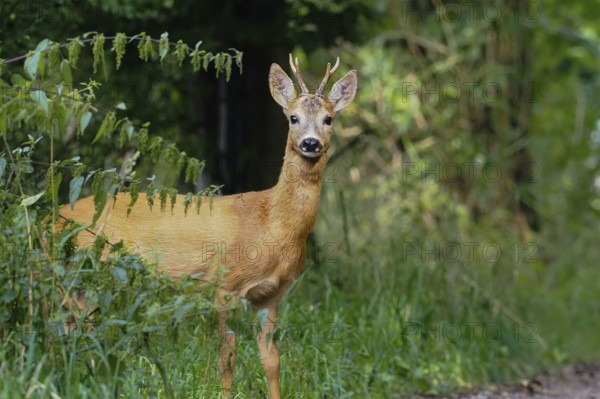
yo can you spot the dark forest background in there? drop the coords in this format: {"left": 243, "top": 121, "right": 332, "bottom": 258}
{"left": 1, "top": 0, "right": 599, "bottom": 397}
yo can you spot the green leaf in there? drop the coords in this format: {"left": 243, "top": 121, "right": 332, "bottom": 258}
{"left": 29, "top": 90, "right": 49, "bottom": 114}
{"left": 0, "top": 109, "right": 7, "bottom": 139}
{"left": 184, "top": 192, "right": 193, "bottom": 215}
{"left": 214, "top": 53, "right": 222, "bottom": 77}
{"left": 0, "top": 289, "right": 17, "bottom": 303}
{"left": 159, "top": 32, "right": 169, "bottom": 61}
{"left": 54, "top": 265, "right": 65, "bottom": 277}
{"left": 92, "top": 172, "right": 107, "bottom": 225}
{"left": 202, "top": 52, "right": 211, "bottom": 71}
{"left": 126, "top": 124, "right": 134, "bottom": 140}
{"left": 93, "top": 111, "right": 116, "bottom": 143}
{"left": 142, "top": 324, "right": 165, "bottom": 333}
{"left": 35, "top": 38, "right": 51, "bottom": 51}
{"left": 24, "top": 51, "right": 41, "bottom": 80}
{"left": 69, "top": 176, "right": 84, "bottom": 209}
{"left": 92, "top": 190, "right": 106, "bottom": 225}
{"left": 112, "top": 267, "right": 128, "bottom": 283}
{"left": 23, "top": 40, "right": 50, "bottom": 80}
{"left": 225, "top": 54, "right": 233, "bottom": 82}
{"left": 159, "top": 47, "right": 169, "bottom": 61}
{"left": 80, "top": 111, "right": 92, "bottom": 135}
{"left": 127, "top": 179, "right": 140, "bottom": 216}
{"left": 11, "top": 73, "right": 26, "bottom": 85}
{"left": 115, "top": 102, "right": 127, "bottom": 110}
{"left": 21, "top": 192, "right": 44, "bottom": 207}
{"left": 233, "top": 49, "right": 243, "bottom": 74}
{"left": 56, "top": 103, "right": 67, "bottom": 137}
{"left": 99, "top": 291, "right": 112, "bottom": 311}
{"left": 174, "top": 303, "right": 193, "bottom": 322}
{"left": 47, "top": 171, "right": 62, "bottom": 205}
{"left": 0, "top": 157, "right": 6, "bottom": 179}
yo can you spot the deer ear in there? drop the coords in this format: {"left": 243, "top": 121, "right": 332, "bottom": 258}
{"left": 328, "top": 70, "right": 358, "bottom": 112}
{"left": 269, "top": 63, "right": 297, "bottom": 109}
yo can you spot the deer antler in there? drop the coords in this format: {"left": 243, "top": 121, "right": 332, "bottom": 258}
{"left": 315, "top": 57, "right": 340, "bottom": 96}
{"left": 289, "top": 54, "right": 309, "bottom": 95}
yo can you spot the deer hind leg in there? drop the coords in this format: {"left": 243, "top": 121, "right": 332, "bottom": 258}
{"left": 255, "top": 302, "right": 281, "bottom": 399}
{"left": 217, "top": 293, "right": 237, "bottom": 396}
{"left": 61, "top": 289, "right": 96, "bottom": 335}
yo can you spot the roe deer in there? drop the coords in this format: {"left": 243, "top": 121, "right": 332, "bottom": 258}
{"left": 60, "top": 54, "right": 357, "bottom": 398}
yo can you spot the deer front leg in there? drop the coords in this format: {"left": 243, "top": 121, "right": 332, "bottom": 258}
{"left": 218, "top": 302, "right": 236, "bottom": 396}
{"left": 255, "top": 303, "right": 281, "bottom": 399}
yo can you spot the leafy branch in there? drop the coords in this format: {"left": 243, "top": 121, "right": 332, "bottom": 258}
{"left": 1, "top": 31, "right": 243, "bottom": 226}
{"left": 2, "top": 32, "right": 243, "bottom": 80}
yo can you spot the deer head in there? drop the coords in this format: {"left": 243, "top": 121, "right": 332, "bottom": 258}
{"left": 269, "top": 54, "right": 358, "bottom": 159}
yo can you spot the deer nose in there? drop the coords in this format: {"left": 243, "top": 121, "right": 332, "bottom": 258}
{"left": 300, "top": 138, "right": 322, "bottom": 153}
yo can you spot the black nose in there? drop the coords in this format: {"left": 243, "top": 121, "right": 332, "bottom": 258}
{"left": 300, "top": 138, "right": 322, "bottom": 153}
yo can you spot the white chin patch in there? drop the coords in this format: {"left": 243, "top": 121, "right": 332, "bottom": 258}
{"left": 301, "top": 150, "right": 321, "bottom": 158}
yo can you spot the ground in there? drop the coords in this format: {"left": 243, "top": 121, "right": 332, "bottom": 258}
{"left": 419, "top": 363, "right": 600, "bottom": 399}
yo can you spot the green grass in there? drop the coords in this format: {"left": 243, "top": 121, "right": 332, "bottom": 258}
{"left": 2, "top": 223, "right": 598, "bottom": 398}
{"left": 1, "top": 176, "right": 599, "bottom": 398}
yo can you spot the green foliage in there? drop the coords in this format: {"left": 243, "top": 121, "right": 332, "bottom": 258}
{"left": 1, "top": 31, "right": 243, "bottom": 200}
{"left": 137, "top": 33, "right": 155, "bottom": 62}
{"left": 310, "top": 0, "right": 600, "bottom": 395}
{"left": 1, "top": 0, "right": 599, "bottom": 396}
{"left": 112, "top": 33, "right": 127, "bottom": 70}
{"left": 0, "top": 30, "right": 243, "bottom": 398}
{"left": 159, "top": 32, "right": 170, "bottom": 62}
{"left": 91, "top": 33, "right": 105, "bottom": 75}
{"left": 67, "top": 37, "right": 83, "bottom": 68}
{"left": 93, "top": 110, "right": 117, "bottom": 143}
{"left": 174, "top": 40, "right": 190, "bottom": 67}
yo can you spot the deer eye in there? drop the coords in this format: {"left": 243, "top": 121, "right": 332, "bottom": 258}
{"left": 290, "top": 115, "right": 299, "bottom": 124}
{"left": 324, "top": 116, "right": 332, "bottom": 126}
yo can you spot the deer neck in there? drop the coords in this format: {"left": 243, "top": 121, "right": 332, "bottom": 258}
{"left": 269, "top": 135, "right": 327, "bottom": 239}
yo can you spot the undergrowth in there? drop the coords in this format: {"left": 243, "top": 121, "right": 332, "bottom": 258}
{"left": 1, "top": 30, "right": 599, "bottom": 399}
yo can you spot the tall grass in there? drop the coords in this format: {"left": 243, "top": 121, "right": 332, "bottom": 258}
{"left": 1, "top": 128, "right": 598, "bottom": 398}
{"left": 3, "top": 173, "right": 597, "bottom": 398}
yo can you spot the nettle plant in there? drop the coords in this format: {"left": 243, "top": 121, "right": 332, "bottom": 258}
{"left": 0, "top": 32, "right": 242, "bottom": 372}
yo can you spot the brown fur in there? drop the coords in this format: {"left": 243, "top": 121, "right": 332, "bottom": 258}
{"left": 60, "top": 58, "right": 357, "bottom": 398}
